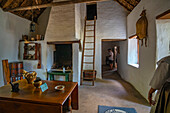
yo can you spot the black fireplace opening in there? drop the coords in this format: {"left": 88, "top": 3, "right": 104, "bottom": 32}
{"left": 52, "top": 44, "right": 72, "bottom": 69}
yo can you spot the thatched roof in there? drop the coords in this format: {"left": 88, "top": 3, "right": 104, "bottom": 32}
{"left": 0, "top": 0, "right": 53, "bottom": 22}
{"left": 0, "top": 0, "right": 141, "bottom": 22}
{"left": 115, "top": 0, "right": 140, "bottom": 12}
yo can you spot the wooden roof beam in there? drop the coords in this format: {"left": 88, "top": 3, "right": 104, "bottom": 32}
{"left": 2, "top": 0, "right": 13, "bottom": 9}
{"left": 122, "top": 0, "right": 134, "bottom": 10}
{"left": 4, "top": 0, "right": 109, "bottom": 12}
{"left": 125, "top": 0, "right": 135, "bottom": 7}
{"left": 115, "top": 0, "right": 131, "bottom": 12}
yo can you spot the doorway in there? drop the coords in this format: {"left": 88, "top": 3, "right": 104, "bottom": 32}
{"left": 101, "top": 39, "right": 124, "bottom": 78}
{"left": 156, "top": 10, "right": 170, "bottom": 64}
{"left": 86, "top": 3, "right": 97, "bottom": 20}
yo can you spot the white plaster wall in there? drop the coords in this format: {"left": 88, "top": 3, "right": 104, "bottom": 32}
{"left": 0, "top": 9, "right": 30, "bottom": 86}
{"left": 75, "top": 4, "right": 81, "bottom": 40}
{"left": 78, "top": 3, "right": 86, "bottom": 82}
{"left": 73, "top": 44, "right": 80, "bottom": 84}
{"left": 45, "top": 4, "right": 76, "bottom": 41}
{"left": 156, "top": 19, "right": 170, "bottom": 61}
{"left": 75, "top": 4, "right": 84, "bottom": 85}
{"left": 118, "top": 0, "right": 170, "bottom": 99}
{"left": 96, "top": 1, "right": 127, "bottom": 78}
{"left": 37, "top": 7, "right": 51, "bottom": 36}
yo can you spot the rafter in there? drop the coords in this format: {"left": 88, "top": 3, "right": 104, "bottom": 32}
{"left": 0, "top": 0, "right": 141, "bottom": 22}
{"left": 2, "top": 0, "right": 13, "bottom": 8}
{"left": 129, "top": 0, "right": 139, "bottom": 6}
{"left": 38, "top": 0, "right": 42, "bottom": 4}
{"left": 119, "top": 0, "right": 134, "bottom": 10}
{"left": 115, "top": 0, "right": 131, "bottom": 11}
{"left": 4, "top": 0, "right": 109, "bottom": 12}
{"left": 135, "top": 0, "right": 141, "bottom": 2}
{"left": 125, "top": 0, "right": 135, "bottom": 7}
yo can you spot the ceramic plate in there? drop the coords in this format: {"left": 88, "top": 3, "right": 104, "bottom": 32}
{"left": 55, "top": 85, "right": 65, "bottom": 91}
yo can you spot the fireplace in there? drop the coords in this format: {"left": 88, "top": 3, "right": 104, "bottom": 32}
{"left": 46, "top": 41, "right": 80, "bottom": 84}
{"left": 51, "top": 44, "right": 72, "bottom": 70}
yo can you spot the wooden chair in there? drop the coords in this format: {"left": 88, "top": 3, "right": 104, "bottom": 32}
{"left": 2, "top": 59, "right": 23, "bottom": 85}
{"left": 2, "top": 60, "right": 10, "bottom": 85}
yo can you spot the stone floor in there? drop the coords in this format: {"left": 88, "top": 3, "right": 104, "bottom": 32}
{"left": 73, "top": 66, "right": 151, "bottom": 113}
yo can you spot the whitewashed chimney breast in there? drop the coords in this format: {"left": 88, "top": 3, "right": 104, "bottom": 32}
{"left": 45, "top": 4, "right": 76, "bottom": 41}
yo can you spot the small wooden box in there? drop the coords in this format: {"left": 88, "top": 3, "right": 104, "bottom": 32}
{"left": 83, "top": 70, "right": 96, "bottom": 80}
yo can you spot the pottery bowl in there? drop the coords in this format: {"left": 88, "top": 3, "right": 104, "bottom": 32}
{"left": 34, "top": 81, "right": 42, "bottom": 88}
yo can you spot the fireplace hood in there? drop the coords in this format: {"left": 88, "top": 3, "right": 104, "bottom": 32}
{"left": 45, "top": 4, "right": 79, "bottom": 42}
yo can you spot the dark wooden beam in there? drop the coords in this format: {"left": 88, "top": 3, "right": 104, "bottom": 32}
{"left": 2, "top": 0, "right": 13, "bottom": 8}
{"left": 115, "top": 0, "right": 131, "bottom": 12}
{"left": 47, "top": 40, "right": 81, "bottom": 45}
{"left": 14, "top": 0, "right": 30, "bottom": 17}
{"left": 135, "top": 0, "right": 141, "bottom": 2}
{"left": 120, "top": 0, "right": 134, "bottom": 10}
{"left": 19, "top": 0, "right": 29, "bottom": 7}
{"left": 1, "top": 0, "right": 9, "bottom": 8}
{"left": 129, "top": 34, "right": 137, "bottom": 39}
{"left": 102, "top": 39, "right": 127, "bottom": 41}
{"left": 131, "top": 0, "right": 140, "bottom": 6}
{"left": 156, "top": 9, "right": 170, "bottom": 19}
{"left": 4, "top": 0, "right": 109, "bottom": 12}
{"left": 125, "top": 0, "right": 135, "bottom": 7}
{"left": 38, "top": 0, "right": 42, "bottom": 4}
{"left": 23, "top": 10, "right": 32, "bottom": 19}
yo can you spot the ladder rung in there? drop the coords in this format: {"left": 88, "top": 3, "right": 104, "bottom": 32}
{"left": 84, "top": 55, "right": 93, "bottom": 57}
{"left": 83, "top": 77, "right": 94, "bottom": 80}
{"left": 84, "top": 72, "right": 95, "bottom": 74}
{"left": 86, "top": 20, "right": 94, "bottom": 21}
{"left": 86, "top": 25, "right": 94, "bottom": 26}
{"left": 86, "top": 36, "right": 94, "bottom": 37}
{"left": 86, "top": 30, "right": 94, "bottom": 32}
{"left": 83, "top": 62, "right": 93, "bottom": 64}
{"left": 85, "top": 42, "right": 94, "bottom": 43}
{"left": 85, "top": 48, "right": 94, "bottom": 50}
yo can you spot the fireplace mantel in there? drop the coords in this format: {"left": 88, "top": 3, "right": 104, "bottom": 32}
{"left": 47, "top": 40, "right": 80, "bottom": 45}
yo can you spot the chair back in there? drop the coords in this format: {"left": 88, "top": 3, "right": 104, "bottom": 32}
{"left": 2, "top": 60, "right": 24, "bottom": 85}
{"left": 9, "top": 62, "right": 24, "bottom": 82}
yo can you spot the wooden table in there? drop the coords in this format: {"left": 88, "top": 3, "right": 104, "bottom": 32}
{"left": 0, "top": 79, "right": 78, "bottom": 113}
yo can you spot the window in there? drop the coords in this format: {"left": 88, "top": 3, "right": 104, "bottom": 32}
{"left": 128, "top": 35, "right": 139, "bottom": 68}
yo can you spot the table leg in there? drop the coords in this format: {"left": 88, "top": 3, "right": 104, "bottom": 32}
{"left": 67, "top": 96, "right": 72, "bottom": 113}
{"left": 65, "top": 74, "right": 69, "bottom": 82}
{"left": 71, "top": 84, "right": 78, "bottom": 110}
{"left": 59, "top": 105, "right": 63, "bottom": 113}
{"left": 47, "top": 73, "right": 49, "bottom": 80}
{"left": 52, "top": 75, "right": 54, "bottom": 80}
{"left": 49, "top": 74, "right": 54, "bottom": 80}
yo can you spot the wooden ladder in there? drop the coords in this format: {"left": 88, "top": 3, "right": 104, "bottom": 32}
{"left": 80, "top": 16, "right": 96, "bottom": 86}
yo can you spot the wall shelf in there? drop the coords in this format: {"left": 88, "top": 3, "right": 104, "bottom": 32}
{"left": 23, "top": 43, "right": 38, "bottom": 60}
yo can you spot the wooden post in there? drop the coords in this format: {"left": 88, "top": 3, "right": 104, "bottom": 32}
{"left": 92, "top": 16, "right": 96, "bottom": 86}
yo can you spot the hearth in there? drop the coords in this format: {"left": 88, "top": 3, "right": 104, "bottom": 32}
{"left": 51, "top": 44, "right": 72, "bottom": 70}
